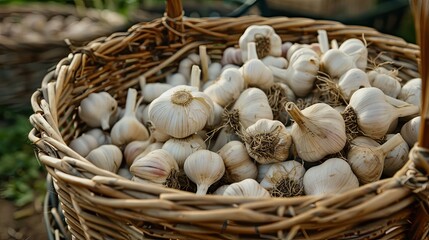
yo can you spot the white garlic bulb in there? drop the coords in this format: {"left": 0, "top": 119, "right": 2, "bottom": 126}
{"left": 208, "top": 62, "right": 223, "bottom": 81}
{"left": 148, "top": 85, "right": 214, "bottom": 138}
{"left": 221, "top": 47, "right": 243, "bottom": 66}
{"left": 85, "top": 128, "right": 111, "bottom": 145}
{"left": 184, "top": 150, "right": 225, "bottom": 195}
{"left": 162, "top": 134, "right": 206, "bottom": 168}
{"left": 134, "top": 142, "right": 164, "bottom": 161}
{"left": 226, "top": 88, "right": 273, "bottom": 133}
{"left": 338, "top": 38, "right": 368, "bottom": 70}
{"left": 111, "top": 88, "right": 149, "bottom": 146}
{"left": 338, "top": 68, "right": 371, "bottom": 100}
{"left": 218, "top": 141, "right": 258, "bottom": 182}
{"left": 240, "top": 42, "right": 274, "bottom": 90}
{"left": 166, "top": 73, "right": 187, "bottom": 86}
{"left": 348, "top": 133, "right": 404, "bottom": 184}
{"left": 367, "top": 67, "right": 401, "bottom": 98}
{"left": 261, "top": 56, "right": 288, "bottom": 69}
{"left": 303, "top": 158, "right": 359, "bottom": 195}
{"left": 286, "top": 102, "right": 346, "bottom": 162}
{"left": 86, "top": 145, "right": 123, "bottom": 173}
{"left": 206, "top": 102, "right": 224, "bottom": 129}
{"left": 130, "top": 149, "right": 179, "bottom": 185}
{"left": 141, "top": 82, "right": 173, "bottom": 103}
{"left": 78, "top": 92, "right": 118, "bottom": 130}
{"left": 124, "top": 138, "right": 154, "bottom": 167}
{"left": 203, "top": 68, "right": 245, "bottom": 106}
{"left": 213, "top": 185, "right": 230, "bottom": 195}
{"left": 223, "top": 179, "right": 270, "bottom": 198}
{"left": 178, "top": 53, "right": 201, "bottom": 80}
{"left": 260, "top": 161, "right": 305, "bottom": 197}
{"left": 321, "top": 49, "right": 356, "bottom": 78}
{"left": 257, "top": 163, "right": 273, "bottom": 182}
{"left": 209, "top": 127, "right": 241, "bottom": 152}
{"left": 346, "top": 87, "right": 419, "bottom": 139}
{"left": 398, "top": 78, "right": 421, "bottom": 109}
{"left": 239, "top": 25, "right": 282, "bottom": 62}
{"left": 400, "top": 116, "right": 420, "bottom": 147}
{"left": 269, "top": 47, "right": 320, "bottom": 97}
{"left": 243, "top": 119, "right": 292, "bottom": 164}
{"left": 383, "top": 134, "right": 409, "bottom": 177}
{"left": 69, "top": 134, "right": 99, "bottom": 157}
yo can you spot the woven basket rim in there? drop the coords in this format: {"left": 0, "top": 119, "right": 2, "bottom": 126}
{"left": 28, "top": 1, "right": 429, "bottom": 239}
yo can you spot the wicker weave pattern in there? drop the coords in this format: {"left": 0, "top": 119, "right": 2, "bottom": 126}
{"left": 29, "top": 1, "right": 428, "bottom": 239}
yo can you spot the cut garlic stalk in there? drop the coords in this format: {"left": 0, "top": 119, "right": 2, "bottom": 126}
{"left": 240, "top": 42, "right": 274, "bottom": 90}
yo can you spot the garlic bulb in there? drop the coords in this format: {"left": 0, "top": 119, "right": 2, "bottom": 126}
{"left": 178, "top": 53, "right": 202, "bottom": 79}
{"left": 111, "top": 88, "right": 149, "bottom": 146}
{"left": 383, "top": 134, "right": 409, "bottom": 177}
{"left": 213, "top": 185, "right": 230, "bottom": 195}
{"left": 203, "top": 68, "right": 244, "bottom": 106}
{"left": 141, "top": 82, "right": 173, "bottom": 103}
{"left": 218, "top": 141, "right": 258, "bottom": 182}
{"left": 260, "top": 161, "right": 305, "bottom": 197}
{"left": 69, "top": 134, "right": 99, "bottom": 157}
{"left": 208, "top": 62, "right": 223, "bottom": 81}
{"left": 286, "top": 102, "right": 346, "bottom": 162}
{"left": 78, "top": 92, "right": 118, "bottom": 130}
{"left": 269, "top": 47, "right": 320, "bottom": 97}
{"left": 239, "top": 25, "right": 282, "bottom": 61}
{"left": 221, "top": 47, "right": 243, "bottom": 66}
{"left": 166, "top": 73, "right": 187, "bottom": 86}
{"left": 206, "top": 102, "right": 223, "bottom": 129}
{"left": 148, "top": 85, "right": 214, "bottom": 138}
{"left": 321, "top": 49, "right": 356, "bottom": 78}
{"left": 162, "top": 134, "right": 206, "bottom": 168}
{"left": 348, "top": 133, "right": 404, "bottom": 184}
{"left": 223, "top": 179, "right": 270, "bottom": 198}
{"left": 261, "top": 56, "right": 288, "bottom": 69}
{"left": 130, "top": 149, "right": 179, "bottom": 185}
{"left": 86, "top": 145, "right": 122, "bottom": 173}
{"left": 134, "top": 142, "right": 164, "bottom": 161}
{"left": 225, "top": 88, "right": 273, "bottom": 133}
{"left": 346, "top": 87, "right": 419, "bottom": 139}
{"left": 85, "top": 128, "right": 111, "bottom": 145}
{"left": 266, "top": 83, "right": 296, "bottom": 123}
{"left": 337, "top": 68, "right": 370, "bottom": 100}
{"left": 338, "top": 38, "right": 368, "bottom": 70}
{"left": 147, "top": 122, "right": 171, "bottom": 142}
{"left": 124, "top": 138, "right": 154, "bottom": 167}
{"left": 367, "top": 67, "right": 401, "bottom": 98}
{"left": 243, "top": 119, "right": 292, "bottom": 164}
{"left": 184, "top": 150, "right": 225, "bottom": 195}
{"left": 400, "top": 116, "right": 420, "bottom": 147}
{"left": 303, "top": 158, "right": 359, "bottom": 195}
{"left": 398, "top": 78, "right": 421, "bottom": 109}
{"left": 240, "top": 42, "right": 274, "bottom": 90}
{"left": 209, "top": 127, "right": 241, "bottom": 152}
{"left": 257, "top": 163, "right": 273, "bottom": 182}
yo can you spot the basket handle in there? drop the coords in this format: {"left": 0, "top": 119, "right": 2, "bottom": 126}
{"left": 165, "top": 0, "right": 185, "bottom": 43}
{"left": 411, "top": 0, "right": 429, "bottom": 175}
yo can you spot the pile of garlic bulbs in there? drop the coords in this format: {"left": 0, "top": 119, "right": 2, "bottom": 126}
{"left": 70, "top": 25, "right": 422, "bottom": 198}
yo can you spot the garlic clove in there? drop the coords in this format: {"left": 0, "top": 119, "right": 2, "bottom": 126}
{"left": 184, "top": 150, "right": 225, "bottom": 195}
{"left": 260, "top": 161, "right": 305, "bottom": 197}
{"left": 162, "top": 134, "right": 206, "bottom": 168}
{"left": 218, "top": 141, "right": 258, "bottom": 183}
{"left": 223, "top": 179, "right": 270, "bottom": 198}
{"left": 86, "top": 145, "right": 123, "bottom": 173}
{"left": 130, "top": 149, "right": 179, "bottom": 185}
{"left": 303, "top": 158, "right": 359, "bottom": 195}
{"left": 243, "top": 119, "right": 292, "bottom": 164}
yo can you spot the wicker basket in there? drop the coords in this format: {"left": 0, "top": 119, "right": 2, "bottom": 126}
{"left": 29, "top": 0, "right": 429, "bottom": 239}
{"left": 0, "top": 3, "right": 127, "bottom": 110}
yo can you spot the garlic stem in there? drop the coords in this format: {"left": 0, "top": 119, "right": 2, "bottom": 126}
{"left": 285, "top": 102, "right": 324, "bottom": 136}
{"left": 138, "top": 75, "right": 146, "bottom": 94}
{"left": 196, "top": 184, "right": 210, "bottom": 195}
{"left": 124, "top": 88, "right": 138, "bottom": 117}
{"left": 384, "top": 95, "right": 420, "bottom": 117}
{"left": 247, "top": 42, "right": 258, "bottom": 60}
{"left": 199, "top": 45, "right": 209, "bottom": 83}
{"left": 377, "top": 133, "right": 404, "bottom": 155}
{"left": 331, "top": 39, "right": 339, "bottom": 49}
{"left": 317, "top": 30, "right": 329, "bottom": 53}
{"left": 190, "top": 65, "right": 201, "bottom": 89}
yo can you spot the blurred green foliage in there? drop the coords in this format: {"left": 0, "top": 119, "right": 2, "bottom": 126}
{"left": 0, "top": 109, "right": 45, "bottom": 207}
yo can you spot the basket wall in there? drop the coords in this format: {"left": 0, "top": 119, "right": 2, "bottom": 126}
{"left": 29, "top": 6, "right": 429, "bottom": 240}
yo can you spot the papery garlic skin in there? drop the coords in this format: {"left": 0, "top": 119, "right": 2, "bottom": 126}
{"left": 321, "top": 49, "right": 356, "bottom": 78}
{"left": 383, "top": 134, "right": 409, "bottom": 177}
{"left": 338, "top": 68, "right": 371, "bottom": 100}
{"left": 86, "top": 145, "right": 122, "bottom": 173}
{"left": 221, "top": 47, "right": 243, "bottom": 66}
{"left": 78, "top": 92, "right": 118, "bottom": 130}
{"left": 262, "top": 56, "right": 288, "bottom": 68}
{"left": 218, "top": 141, "right": 258, "bottom": 182}
{"left": 243, "top": 119, "right": 292, "bottom": 164}
{"left": 400, "top": 116, "right": 421, "bottom": 147}
{"left": 338, "top": 38, "right": 368, "bottom": 70}
{"left": 111, "top": 88, "right": 149, "bottom": 146}
{"left": 184, "top": 150, "right": 225, "bottom": 195}
{"left": 203, "top": 68, "right": 244, "bottom": 106}
{"left": 69, "top": 133, "right": 99, "bottom": 157}
{"left": 208, "top": 62, "right": 223, "bottom": 81}
{"left": 213, "top": 185, "right": 230, "bottom": 195}
{"left": 303, "top": 158, "right": 359, "bottom": 195}
{"left": 260, "top": 161, "right": 305, "bottom": 197}
{"left": 398, "top": 78, "right": 421, "bottom": 109}
{"left": 124, "top": 139, "right": 154, "bottom": 167}
{"left": 257, "top": 163, "right": 274, "bottom": 182}
{"left": 239, "top": 25, "right": 282, "bottom": 62}
{"left": 148, "top": 85, "right": 214, "bottom": 138}
{"left": 240, "top": 42, "right": 274, "bottom": 90}
{"left": 141, "top": 83, "right": 173, "bottom": 103}
{"left": 85, "top": 128, "right": 111, "bottom": 145}
{"left": 286, "top": 102, "right": 346, "bottom": 162}
{"left": 223, "top": 179, "right": 270, "bottom": 198}
{"left": 162, "top": 134, "right": 206, "bottom": 168}
{"left": 130, "top": 149, "right": 178, "bottom": 184}
{"left": 367, "top": 67, "right": 401, "bottom": 98}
